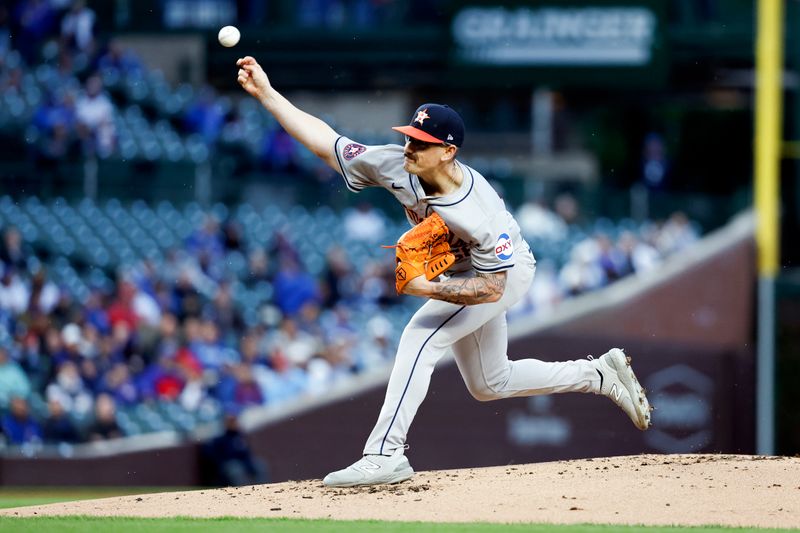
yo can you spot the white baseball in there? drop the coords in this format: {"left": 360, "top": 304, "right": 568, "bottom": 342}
{"left": 218, "top": 25, "right": 240, "bottom": 47}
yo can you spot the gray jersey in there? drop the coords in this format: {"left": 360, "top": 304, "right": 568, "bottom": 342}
{"left": 334, "top": 136, "right": 533, "bottom": 274}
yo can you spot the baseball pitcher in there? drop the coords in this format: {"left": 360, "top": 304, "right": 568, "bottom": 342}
{"left": 236, "top": 56, "right": 652, "bottom": 487}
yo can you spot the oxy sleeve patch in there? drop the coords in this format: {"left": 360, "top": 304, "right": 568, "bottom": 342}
{"left": 495, "top": 233, "right": 513, "bottom": 260}
{"left": 342, "top": 143, "right": 366, "bottom": 161}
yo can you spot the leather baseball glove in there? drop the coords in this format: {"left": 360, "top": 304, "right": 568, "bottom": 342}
{"left": 387, "top": 212, "right": 456, "bottom": 293}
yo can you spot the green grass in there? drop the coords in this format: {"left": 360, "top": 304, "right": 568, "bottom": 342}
{"left": 0, "top": 488, "right": 188, "bottom": 510}
{"left": 0, "top": 518, "right": 797, "bottom": 533}
{"left": 0, "top": 490, "right": 797, "bottom": 532}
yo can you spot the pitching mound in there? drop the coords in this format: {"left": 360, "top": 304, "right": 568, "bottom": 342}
{"left": 3, "top": 454, "right": 799, "bottom": 528}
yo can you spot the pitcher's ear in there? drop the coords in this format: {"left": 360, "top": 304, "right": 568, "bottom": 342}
{"left": 442, "top": 145, "right": 458, "bottom": 163}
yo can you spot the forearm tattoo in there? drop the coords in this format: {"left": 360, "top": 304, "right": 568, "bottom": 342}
{"left": 428, "top": 271, "right": 507, "bottom": 305}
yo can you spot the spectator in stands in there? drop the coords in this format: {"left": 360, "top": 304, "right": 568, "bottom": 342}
{"left": 0, "top": 226, "right": 30, "bottom": 272}
{"left": 221, "top": 218, "right": 244, "bottom": 253}
{"left": 83, "top": 287, "right": 110, "bottom": 335}
{"left": 342, "top": 202, "right": 386, "bottom": 242}
{"left": 175, "top": 347, "right": 205, "bottom": 411}
{"left": 87, "top": 393, "right": 122, "bottom": 440}
{"left": 107, "top": 277, "right": 139, "bottom": 332}
{"left": 42, "top": 397, "right": 80, "bottom": 444}
{"left": 27, "top": 266, "right": 60, "bottom": 316}
{"left": 46, "top": 360, "right": 93, "bottom": 417}
{"left": 553, "top": 192, "right": 581, "bottom": 225}
{"left": 17, "top": 333, "right": 51, "bottom": 393}
{"left": 192, "top": 319, "right": 237, "bottom": 371}
{"left": 0, "top": 264, "right": 29, "bottom": 315}
{"left": 243, "top": 328, "right": 298, "bottom": 404}
{"left": 265, "top": 317, "right": 320, "bottom": 370}
{"left": 272, "top": 255, "right": 320, "bottom": 317}
{"left": 98, "top": 362, "right": 138, "bottom": 406}
{"left": 207, "top": 282, "right": 245, "bottom": 339}
{"left": 320, "top": 246, "right": 358, "bottom": 309}
{"left": 57, "top": 322, "right": 85, "bottom": 363}
{"left": 244, "top": 247, "right": 272, "bottom": 288}
{"left": 559, "top": 240, "right": 605, "bottom": 296}
{"left": 131, "top": 277, "right": 161, "bottom": 330}
{"left": 354, "top": 315, "right": 393, "bottom": 370}
{"left": 320, "top": 304, "right": 356, "bottom": 347}
{"left": 172, "top": 268, "right": 204, "bottom": 320}
{"left": 183, "top": 86, "right": 225, "bottom": 146}
{"left": 75, "top": 74, "right": 115, "bottom": 158}
{"left": 11, "top": 0, "right": 55, "bottom": 63}
{"left": 314, "top": 324, "right": 355, "bottom": 382}
{"left": 640, "top": 132, "right": 671, "bottom": 191}
{"left": 516, "top": 198, "right": 568, "bottom": 241}
{"left": 52, "top": 47, "right": 76, "bottom": 89}
{"left": 78, "top": 356, "right": 100, "bottom": 393}
{"left": 202, "top": 411, "right": 269, "bottom": 486}
{"left": 137, "top": 352, "right": 184, "bottom": 402}
{"left": 595, "top": 233, "right": 627, "bottom": 284}
{"left": 186, "top": 215, "right": 224, "bottom": 262}
{"left": 1, "top": 396, "right": 41, "bottom": 445}
{"left": 259, "top": 126, "right": 300, "bottom": 173}
{"left": 656, "top": 212, "right": 699, "bottom": 254}
{"left": 0, "top": 345, "right": 31, "bottom": 409}
{"left": 97, "top": 39, "right": 142, "bottom": 75}
{"left": 507, "top": 259, "right": 563, "bottom": 320}
{"left": 617, "top": 230, "right": 660, "bottom": 275}
{"left": 97, "top": 325, "right": 130, "bottom": 371}
{"left": 60, "top": 0, "right": 95, "bottom": 56}
{"left": 359, "top": 259, "right": 398, "bottom": 307}
{"left": 153, "top": 312, "right": 180, "bottom": 360}
{"left": 32, "top": 91, "right": 76, "bottom": 141}
{"left": 49, "top": 288, "right": 79, "bottom": 329}
{"left": 217, "top": 363, "right": 264, "bottom": 409}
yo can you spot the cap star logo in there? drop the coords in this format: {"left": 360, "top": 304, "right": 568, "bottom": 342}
{"left": 414, "top": 109, "right": 430, "bottom": 125}
{"left": 342, "top": 143, "right": 366, "bottom": 161}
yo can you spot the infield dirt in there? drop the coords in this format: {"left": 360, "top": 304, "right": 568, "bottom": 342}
{"left": 2, "top": 454, "right": 799, "bottom": 528}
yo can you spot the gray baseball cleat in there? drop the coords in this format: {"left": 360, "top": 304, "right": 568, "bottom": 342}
{"left": 593, "top": 348, "right": 652, "bottom": 430}
{"left": 323, "top": 447, "right": 414, "bottom": 487}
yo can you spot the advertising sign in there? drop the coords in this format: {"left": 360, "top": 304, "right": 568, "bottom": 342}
{"left": 453, "top": 6, "right": 657, "bottom": 66}
{"left": 448, "top": 1, "right": 667, "bottom": 87}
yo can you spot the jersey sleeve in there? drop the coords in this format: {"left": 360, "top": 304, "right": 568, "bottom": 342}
{"left": 333, "top": 136, "right": 402, "bottom": 192}
{"left": 469, "top": 212, "right": 516, "bottom": 273}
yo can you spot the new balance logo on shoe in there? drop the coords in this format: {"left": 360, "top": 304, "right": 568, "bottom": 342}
{"left": 360, "top": 460, "right": 381, "bottom": 472}
{"left": 609, "top": 383, "right": 622, "bottom": 403}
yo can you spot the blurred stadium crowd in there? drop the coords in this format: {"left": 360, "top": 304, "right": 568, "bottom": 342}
{"left": 0, "top": 0, "right": 339, "bottom": 180}
{"left": 0, "top": 195, "right": 699, "bottom": 450}
{"left": 0, "top": 0, "right": 701, "bottom": 451}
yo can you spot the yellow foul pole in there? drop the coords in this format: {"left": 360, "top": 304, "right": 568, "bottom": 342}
{"left": 754, "top": 0, "right": 783, "bottom": 455}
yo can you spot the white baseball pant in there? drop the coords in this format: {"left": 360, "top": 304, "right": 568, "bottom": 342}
{"left": 363, "top": 248, "right": 601, "bottom": 455}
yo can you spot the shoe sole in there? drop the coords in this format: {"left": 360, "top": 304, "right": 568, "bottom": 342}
{"left": 323, "top": 466, "right": 415, "bottom": 488}
{"left": 606, "top": 349, "right": 652, "bottom": 430}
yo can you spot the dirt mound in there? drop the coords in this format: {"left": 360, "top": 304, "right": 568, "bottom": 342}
{"left": 3, "top": 454, "right": 799, "bottom": 528}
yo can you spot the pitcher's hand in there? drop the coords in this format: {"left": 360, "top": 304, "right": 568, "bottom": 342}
{"left": 237, "top": 56, "right": 271, "bottom": 100}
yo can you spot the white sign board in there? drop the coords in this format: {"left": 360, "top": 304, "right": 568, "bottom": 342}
{"left": 453, "top": 6, "right": 657, "bottom": 66}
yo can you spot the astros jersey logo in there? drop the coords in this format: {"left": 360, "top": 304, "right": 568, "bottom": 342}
{"left": 414, "top": 109, "right": 430, "bottom": 125}
{"left": 343, "top": 143, "right": 366, "bottom": 161}
{"left": 495, "top": 233, "right": 513, "bottom": 261}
